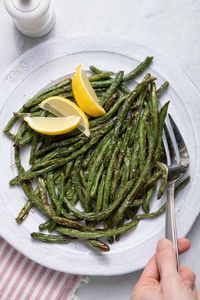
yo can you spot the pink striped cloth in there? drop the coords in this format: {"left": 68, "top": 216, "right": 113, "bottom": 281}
{"left": 0, "top": 237, "right": 84, "bottom": 300}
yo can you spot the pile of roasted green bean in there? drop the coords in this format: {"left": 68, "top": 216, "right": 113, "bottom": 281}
{"left": 4, "top": 57, "right": 190, "bottom": 252}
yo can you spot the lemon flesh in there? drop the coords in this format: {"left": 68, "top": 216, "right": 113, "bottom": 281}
{"left": 72, "top": 65, "right": 106, "bottom": 117}
{"left": 24, "top": 116, "right": 80, "bottom": 136}
{"left": 39, "top": 96, "right": 90, "bottom": 137}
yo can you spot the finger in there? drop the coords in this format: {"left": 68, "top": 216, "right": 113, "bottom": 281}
{"left": 156, "top": 239, "right": 178, "bottom": 279}
{"left": 180, "top": 266, "right": 196, "bottom": 289}
{"left": 138, "top": 255, "right": 160, "bottom": 283}
{"left": 139, "top": 238, "right": 190, "bottom": 283}
{"left": 177, "top": 238, "right": 191, "bottom": 254}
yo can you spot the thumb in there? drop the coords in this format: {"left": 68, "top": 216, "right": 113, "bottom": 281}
{"left": 156, "top": 239, "right": 178, "bottom": 280}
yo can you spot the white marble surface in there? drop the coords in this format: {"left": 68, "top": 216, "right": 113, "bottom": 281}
{"left": 1, "top": 0, "right": 200, "bottom": 299}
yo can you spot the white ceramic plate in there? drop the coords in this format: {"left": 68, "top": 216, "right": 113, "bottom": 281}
{"left": 0, "top": 37, "right": 200, "bottom": 276}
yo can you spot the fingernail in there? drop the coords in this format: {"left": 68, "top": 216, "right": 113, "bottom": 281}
{"left": 157, "top": 239, "right": 172, "bottom": 251}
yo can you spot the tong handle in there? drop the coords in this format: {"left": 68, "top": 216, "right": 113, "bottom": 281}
{"left": 166, "top": 183, "right": 180, "bottom": 272}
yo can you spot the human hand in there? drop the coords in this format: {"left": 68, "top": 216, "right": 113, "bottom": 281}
{"left": 131, "top": 238, "right": 199, "bottom": 300}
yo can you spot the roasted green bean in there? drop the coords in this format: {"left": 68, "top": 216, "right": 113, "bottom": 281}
{"left": 5, "top": 61, "right": 190, "bottom": 252}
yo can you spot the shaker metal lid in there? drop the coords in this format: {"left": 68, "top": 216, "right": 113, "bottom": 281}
{"left": 4, "top": 0, "right": 50, "bottom": 20}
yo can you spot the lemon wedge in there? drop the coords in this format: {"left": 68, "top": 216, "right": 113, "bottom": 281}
{"left": 72, "top": 64, "right": 106, "bottom": 117}
{"left": 39, "top": 96, "right": 90, "bottom": 137}
{"left": 24, "top": 116, "right": 80, "bottom": 135}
